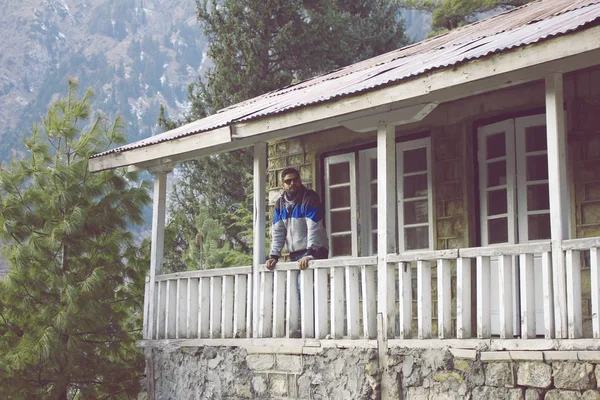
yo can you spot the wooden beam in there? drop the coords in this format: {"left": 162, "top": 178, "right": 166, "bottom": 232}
{"left": 252, "top": 143, "right": 267, "bottom": 338}
{"left": 339, "top": 103, "right": 438, "bottom": 133}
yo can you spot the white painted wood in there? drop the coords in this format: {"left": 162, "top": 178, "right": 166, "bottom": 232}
{"left": 233, "top": 274, "right": 248, "bottom": 338}
{"left": 252, "top": 143, "right": 267, "bottom": 338}
{"left": 272, "top": 271, "right": 286, "bottom": 338}
{"left": 166, "top": 280, "right": 177, "bottom": 339}
{"left": 346, "top": 266, "right": 360, "bottom": 339}
{"left": 331, "top": 267, "right": 345, "bottom": 339}
{"left": 541, "top": 252, "right": 555, "bottom": 339}
{"left": 417, "top": 260, "right": 432, "bottom": 339}
{"left": 477, "top": 256, "right": 491, "bottom": 338}
{"left": 520, "top": 254, "right": 536, "bottom": 339}
{"left": 147, "top": 171, "right": 168, "bottom": 340}
{"left": 246, "top": 273, "right": 253, "bottom": 338}
{"left": 176, "top": 279, "right": 188, "bottom": 339}
{"left": 187, "top": 278, "right": 199, "bottom": 339}
{"left": 259, "top": 272, "right": 273, "bottom": 338}
{"left": 456, "top": 258, "right": 472, "bottom": 339}
{"left": 399, "top": 262, "right": 412, "bottom": 339}
{"left": 498, "top": 255, "right": 514, "bottom": 339}
{"left": 154, "top": 266, "right": 252, "bottom": 281}
{"left": 377, "top": 123, "right": 397, "bottom": 338}
{"left": 563, "top": 238, "right": 600, "bottom": 250}
{"left": 198, "top": 277, "right": 210, "bottom": 338}
{"left": 286, "top": 270, "right": 300, "bottom": 337}
{"left": 261, "top": 257, "right": 377, "bottom": 271}
{"left": 221, "top": 275, "right": 235, "bottom": 338}
{"left": 565, "top": 250, "right": 582, "bottom": 339}
{"left": 459, "top": 243, "right": 551, "bottom": 258}
{"left": 361, "top": 265, "right": 377, "bottom": 339}
{"left": 545, "top": 73, "right": 569, "bottom": 339}
{"left": 340, "top": 103, "right": 438, "bottom": 132}
{"left": 388, "top": 249, "right": 458, "bottom": 263}
{"left": 300, "top": 269, "right": 315, "bottom": 338}
{"left": 314, "top": 268, "right": 329, "bottom": 339}
{"left": 437, "top": 259, "right": 452, "bottom": 339}
{"left": 153, "top": 281, "right": 161, "bottom": 339}
{"left": 359, "top": 148, "right": 378, "bottom": 256}
{"left": 143, "top": 277, "right": 150, "bottom": 339}
{"left": 209, "top": 277, "right": 223, "bottom": 339}
{"left": 591, "top": 248, "right": 600, "bottom": 339}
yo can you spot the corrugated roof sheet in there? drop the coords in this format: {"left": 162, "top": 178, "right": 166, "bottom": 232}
{"left": 92, "top": 0, "right": 600, "bottom": 159}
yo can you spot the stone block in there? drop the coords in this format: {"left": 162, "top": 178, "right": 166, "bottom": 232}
{"left": 509, "top": 388, "right": 524, "bottom": 400}
{"left": 246, "top": 354, "right": 275, "bottom": 371}
{"left": 510, "top": 351, "right": 543, "bottom": 361}
{"left": 485, "top": 362, "right": 515, "bottom": 387}
{"left": 472, "top": 386, "right": 510, "bottom": 400}
{"left": 481, "top": 352, "right": 512, "bottom": 362}
{"left": 269, "top": 373, "right": 288, "bottom": 396}
{"left": 553, "top": 362, "right": 597, "bottom": 390}
{"left": 406, "top": 386, "right": 429, "bottom": 400}
{"left": 545, "top": 389, "right": 583, "bottom": 400}
{"left": 545, "top": 351, "right": 579, "bottom": 361}
{"left": 525, "top": 388, "right": 542, "bottom": 400}
{"left": 578, "top": 352, "right": 600, "bottom": 362}
{"left": 450, "top": 348, "right": 477, "bottom": 360}
{"left": 517, "top": 362, "right": 552, "bottom": 388}
{"left": 275, "top": 141, "right": 288, "bottom": 155}
{"left": 583, "top": 390, "right": 600, "bottom": 400}
{"left": 288, "top": 139, "right": 303, "bottom": 154}
{"left": 276, "top": 354, "right": 302, "bottom": 372}
{"left": 287, "top": 153, "right": 304, "bottom": 167}
{"left": 252, "top": 374, "right": 268, "bottom": 396}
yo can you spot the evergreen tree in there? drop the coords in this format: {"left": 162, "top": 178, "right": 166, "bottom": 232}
{"left": 0, "top": 79, "right": 150, "bottom": 399}
{"left": 164, "top": 0, "right": 410, "bottom": 271}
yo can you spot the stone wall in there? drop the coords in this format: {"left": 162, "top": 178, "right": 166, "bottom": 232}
{"left": 144, "top": 345, "right": 600, "bottom": 399}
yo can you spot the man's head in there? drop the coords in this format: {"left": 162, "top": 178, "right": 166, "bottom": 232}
{"left": 281, "top": 167, "right": 302, "bottom": 194}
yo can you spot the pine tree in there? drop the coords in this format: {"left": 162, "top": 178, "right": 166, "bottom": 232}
{"left": 0, "top": 79, "right": 151, "bottom": 399}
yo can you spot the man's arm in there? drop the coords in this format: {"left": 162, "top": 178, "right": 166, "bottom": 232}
{"left": 304, "top": 191, "right": 326, "bottom": 257}
{"left": 267, "top": 201, "right": 286, "bottom": 269}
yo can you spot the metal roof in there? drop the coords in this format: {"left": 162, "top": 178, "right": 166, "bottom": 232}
{"left": 92, "top": 0, "right": 600, "bottom": 159}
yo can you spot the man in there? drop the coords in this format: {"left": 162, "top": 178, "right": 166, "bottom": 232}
{"left": 266, "top": 168, "right": 329, "bottom": 270}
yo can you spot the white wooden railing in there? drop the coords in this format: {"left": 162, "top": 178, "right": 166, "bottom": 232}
{"left": 144, "top": 241, "right": 600, "bottom": 341}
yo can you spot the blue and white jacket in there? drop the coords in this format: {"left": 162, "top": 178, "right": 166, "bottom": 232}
{"left": 269, "top": 187, "right": 329, "bottom": 258}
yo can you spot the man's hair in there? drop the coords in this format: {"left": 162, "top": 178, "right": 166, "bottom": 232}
{"left": 281, "top": 167, "right": 300, "bottom": 180}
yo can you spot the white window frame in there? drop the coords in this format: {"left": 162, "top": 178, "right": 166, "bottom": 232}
{"left": 359, "top": 148, "right": 378, "bottom": 256}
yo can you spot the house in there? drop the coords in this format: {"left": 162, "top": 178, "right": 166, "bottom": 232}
{"left": 90, "top": 1, "right": 600, "bottom": 398}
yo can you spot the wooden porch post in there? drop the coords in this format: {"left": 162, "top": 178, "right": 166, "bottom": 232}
{"left": 545, "top": 73, "right": 570, "bottom": 338}
{"left": 377, "top": 123, "right": 397, "bottom": 338}
{"left": 146, "top": 165, "right": 171, "bottom": 341}
{"left": 252, "top": 143, "right": 267, "bottom": 338}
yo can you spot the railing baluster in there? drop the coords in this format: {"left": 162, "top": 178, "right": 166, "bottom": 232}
{"left": 272, "top": 271, "right": 286, "bottom": 338}
{"left": 399, "top": 262, "right": 412, "bottom": 339}
{"left": 361, "top": 265, "right": 377, "bottom": 339}
{"left": 198, "top": 277, "right": 210, "bottom": 338}
{"left": 346, "top": 266, "right": 360, "bottom": 339}
{"left": 176, "top": 279, "right": 188, "bottom": 339}
{"left": 246, "top": 273, "right": 253, "bottom": 338}
{"left": 209, "top": 277, "right": 222, "bottom": 339}
{"left": 156, "top": 281, "right": 166, "bottom": 339}
{"left": 286, "top": 270, "right": 300, "bottom": 338}
{"left": 417, "top": 260, "right": 432, "bottom": 339}
{"left": 457, "top": 257, "right": 471, "bottom": 338}
{"left": 187, "top": 278, "right": 199, "bottom": 339}
{"left": 259, "top": 272, "right": 273, "bottom": 338}
{"left": 437, "top": 259, "right": 452, "bottom": 339}
{"left": 143, "top": 277, "right": 150, "bottom": 339}
{"left": 234, "top": 274, "right": 248, "bottom": 338}
{"left": 331, "top": 267, "right": 345, "bottom": 339}
{"left": 591, "top": 248, "right": 600, "bottom": 339}
{"left": 498, "top": 255, "right": 513, "bottom": 339}
{"left": 221, "top": 275, "right": 234, "bottom": 338}
{"left": 315, "top": 268, "right": 329, "bottom": 339}
{"left": 541, "top": 251, "right": 554, "bottom": 339}
{"left": 565, "top": 249, "right": 582, "bottom": 338}
{"left": 300, "top": 269, "right": 315, "bottom": 338}
{"left": 166, "top": 280, "right": 177, "bottom": 339}
{"left": 477, "top": 256, "right": 491, "bottom": 338}
{"left": 520, "top": 254, "right": 535, "bottom": 339}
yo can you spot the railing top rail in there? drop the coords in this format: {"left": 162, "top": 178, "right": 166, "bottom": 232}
{"left": 562, "top": 237, "right": 600, "bottom": 250}
{"left": 154, "top": 265, "right": 253, "bottom": 282}
{"left": 257, "top": 256, "right": 377, "bottom": 272}
{"left": 387, "top": 249, "right": 458, "bottom": 263}
{"left": 458, "top": 242, "right": 551, "bottom": 258}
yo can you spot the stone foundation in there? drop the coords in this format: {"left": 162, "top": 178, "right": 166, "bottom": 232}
{"left": 143, "top": 344, "right": 600, "bottom": 399}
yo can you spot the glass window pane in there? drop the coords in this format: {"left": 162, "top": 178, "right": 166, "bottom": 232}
{"left": 370, "top": 183, "right": 377, "bottom": 206}
{"left": 487, "top": 161, "right": 507, "bottom": 187}
{"left": 404, "top": 174, "right": 428, "bottom": 198}
{"left": 403, "top": 147, "right": 427, "bottom": 173}
{"left": 525, "top": 126, "right": 547, "bottom": 152}
{"left": 405, "top": 226, "right": 429, "bottom": 250}
{"left": 329, "top": 162, "right": 350, "bottom": 185}
{"left": 404, "top": 200, "right": 429, "bottom": 225}
{"left": 488, "top": 218, "right": 508, "bottom": 244}
{"left": 370, "top": 158, "right": 377, "bottom": 181}
{"left": 331, "top": 235, "right": 352, "bottom": 257}
{"left": 527, "top": 154, "right": 548, "bottom": 181}
{"left": 371, "top": 207, "right": 378, "bottom": 230}
{"left": 330, "top": 186, "right": 350, "bottom": 208}
{"left": 527, "top": 184, "right": 550, "bottom": 211}
{"left": 486, "top": 132, "right": 506, "bottom": 159}
{"left": 528, "top": 214, "right": 551, "bottom": 240}
{"left": 330, "top": 210, "right": 351, "bottom": 233}
{"left": 487, "top": 189, "right": 507, "bottom": 216}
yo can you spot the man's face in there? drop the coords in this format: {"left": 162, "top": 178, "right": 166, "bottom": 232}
{"left": 282, "top": 172, "right": 302, "bottom": 194}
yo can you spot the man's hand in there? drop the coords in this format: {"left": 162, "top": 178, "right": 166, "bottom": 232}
{"left": 266, "top": 258, "right": 278, "bottom": 271}
{"left": 298, "top": 256, "right": 313, "bottom": 270}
